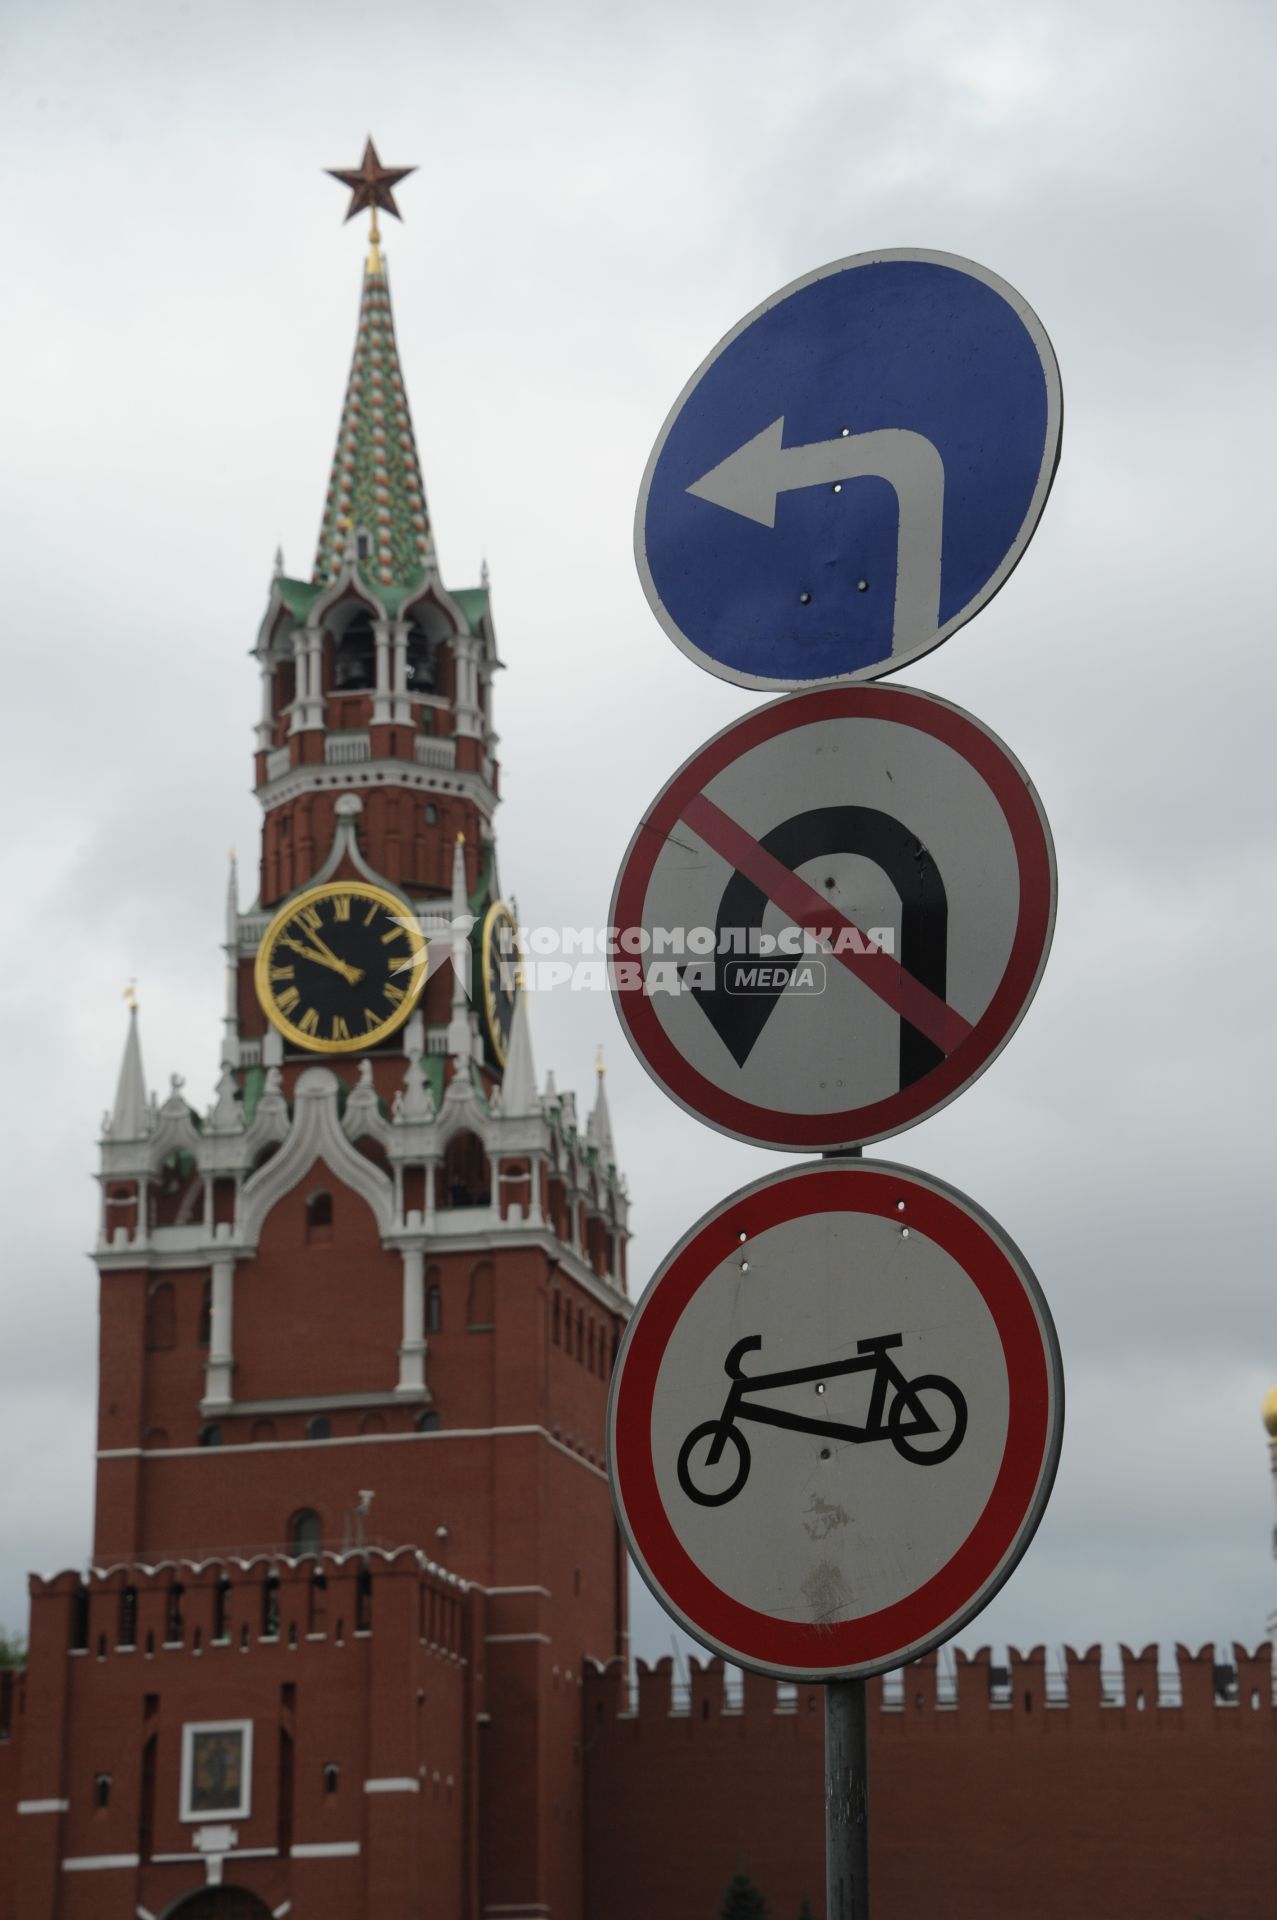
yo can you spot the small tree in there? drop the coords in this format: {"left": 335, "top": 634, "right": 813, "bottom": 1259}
{"left": 720, "top": 1871, "right": 769, "bottom": 1919}
{"left": 0, "top": 1627, "right": 27, "bottom": 1669}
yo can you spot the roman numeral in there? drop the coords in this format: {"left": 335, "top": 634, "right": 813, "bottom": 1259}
{"left": 297, "top": 1007, "right": 320, "bottom": 1036}
{"left": 381, "top": 924, "right": 406, "bottom": 944}
{"left": 331, "top": 894, "right": 352, "bottom": 921}
{"left": 364, "top": 1007, "right": 381, "bottom": 1030}
{"left": 384, "top": 983, "right": 406, "bottom": 1006}
{"left": 295, "top": 905, "right": 322, "bottom": 933}
{"left": 363, "top": 901, "right": 379, "bottom": 926}
{"left": 269, "top": 964, "right": 295, "bottom": 982}
{"left": 276, "top": 985, "right": 301, "bottom": 1014}
{"left": 331, "top": 1016, "right": 350, "bottom": 1041}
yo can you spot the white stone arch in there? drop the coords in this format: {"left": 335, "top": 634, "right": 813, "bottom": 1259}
{"left": 306, "top": 549, "right": 383, "bottom": 633}
{"left": 239, "top": 1067, "right": 393, "bottom": 1248}
{"left": 400, "top": 575, "right": 470, "bottom": 644}
{"left": 146, "top": 1089, "right": 203, "bottom": 1178}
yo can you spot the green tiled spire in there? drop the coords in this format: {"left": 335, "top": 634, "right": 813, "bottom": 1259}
{"left": 313, "top": 258, "right": 435, "bottom": 588}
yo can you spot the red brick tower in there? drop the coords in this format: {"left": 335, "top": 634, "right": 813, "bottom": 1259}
{"left": 6, "top": 214, "right": 630, "bottom": 1920}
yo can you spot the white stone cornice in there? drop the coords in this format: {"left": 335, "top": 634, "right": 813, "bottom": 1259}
{"left": 94, "top": 1219, "right": 629, "bottom": 1309}
{"left": 254, "top": 756, "right": 498, "bottom": 820}
{"left": 378, "top": 1222, "right": 629, "bottom": 1315}
{"left": 239, "top": 1067, "right": 393, "bottom": 1247}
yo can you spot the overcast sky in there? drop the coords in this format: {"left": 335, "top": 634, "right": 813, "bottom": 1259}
{"left": 1, "top": 0, "right": 1275, "bottom": 1678}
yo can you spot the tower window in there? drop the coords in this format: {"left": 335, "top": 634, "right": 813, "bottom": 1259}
{"left": 425, "top": 803, "right": 439, "bottom": 825}
{"left": 442, "top": 1132, "right": 490, "bottom": 1209}
{"left": 415, "top": 1409, "right": 441, "bottom": 1433}
{"left": 333, "top": 611, "right": 376, "bottom": 691}
{"left": 356, "top": 528, "right": 371, "bottom": 560}
{"left": 198, "top": 1278, "right": 212, "bottom": 1349}
{"left": 426, "top": 1283, "right": 442, "bottom": 1334}
{"left": 406, "top": 620, "right": 437, "bottom": 692}
{"left": 289, "top": 1509, "right": 322, "bottom": 1556}
{"left": 324, "top": 1763, "right": 340, "bottom": 1796}
{"left": 305, "top": 1191, "right": 333, "bottom": 1243}
{"left": 199, "top": 1423, "right": 223, "bottom": 1448}
{"left": 95, "top": 1773, "right": 111, "bottom": 1810}
{"left": 306, "top": 1416, "right": 333, "bottom": 1441}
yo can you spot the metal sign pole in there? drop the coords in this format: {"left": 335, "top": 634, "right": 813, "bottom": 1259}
{"left": 822, "top": 1142, "right": 868, "bottom": 1919}
{"left": 825, "top": 1675, "right": 869, "bottom": 1919}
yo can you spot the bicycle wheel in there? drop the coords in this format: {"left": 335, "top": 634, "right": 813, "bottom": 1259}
{"left": 676, "top": 1421, "right": 751, "bottom": 1506}
{"left": 888, "top": 1375, "right": 968, "bottom": 1465}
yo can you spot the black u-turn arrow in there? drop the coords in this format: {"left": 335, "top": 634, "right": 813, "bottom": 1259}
{"left": 686, "top": 806, "right": 949, "bottom": 1088}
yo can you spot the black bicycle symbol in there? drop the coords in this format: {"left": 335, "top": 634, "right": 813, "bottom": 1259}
{"left": 676, "top": 1333, "right": 968, "bottom": 1508}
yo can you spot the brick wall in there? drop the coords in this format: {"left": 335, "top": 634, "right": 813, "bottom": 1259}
{"left": 584, "top": 1643, "right": 1277, "bottom": 1920}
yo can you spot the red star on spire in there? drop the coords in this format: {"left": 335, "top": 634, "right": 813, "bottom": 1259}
{"left": 325, "top": 138, "right": 416, "bottom": 223}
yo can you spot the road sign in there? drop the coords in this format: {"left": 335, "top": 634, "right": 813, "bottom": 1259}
{"left": 608, "top": 684, "right": 1055, "bottom": 1152}
{"left": 635, "top": 249, "right": 1062, "bottom": 690}
{"left": 608, "top": 1159, "right": 1063, "bottom": 1680}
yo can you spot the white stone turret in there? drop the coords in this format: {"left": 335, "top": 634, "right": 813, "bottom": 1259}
{"left": 587, "top": 1055, "right": 615, "bottom": 1170}
{"left": 501, "top": 985, "right": 538, "bottom": 1118}
{"left": 108, "top": 1002, "right": 151, "bottom": 1143}
{"left": 222, "top": 852, "right": 241, "bottom": 1069}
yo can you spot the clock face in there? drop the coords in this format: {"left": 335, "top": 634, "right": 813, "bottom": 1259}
{"left": 481, "top": 901, "right": 520, "bottom": 1068}
{"left": 254, "top": 881, "right": 428, "bottom": 1054}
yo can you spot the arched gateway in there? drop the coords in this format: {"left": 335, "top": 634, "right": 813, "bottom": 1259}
{"left": 162, "top": 1889, "right": 273, "bottom": 1920}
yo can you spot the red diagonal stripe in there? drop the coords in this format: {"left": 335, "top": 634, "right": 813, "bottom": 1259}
{"left": 680, "top": 791, "right": 975, "bottom": 1058}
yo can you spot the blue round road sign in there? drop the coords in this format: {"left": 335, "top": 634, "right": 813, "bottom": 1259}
{"left": 635, "top": 249, "right": 1062, "bottom": 689}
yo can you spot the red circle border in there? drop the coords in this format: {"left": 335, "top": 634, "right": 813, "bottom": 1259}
{"left": 611, "top": 1164, "right": 1058, "bottom": 1676}
{"left": 610, "top": 686, "right": 1055, "bottom": 1149}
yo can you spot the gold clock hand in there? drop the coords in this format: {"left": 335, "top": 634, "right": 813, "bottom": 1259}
{"left": 276, "top": 933, "right": 365, "bottom": 985}
{"left": 294, "top": 923, "right": 368, "bottom": 978}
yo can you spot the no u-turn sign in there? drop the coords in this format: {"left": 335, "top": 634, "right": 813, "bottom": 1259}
{"left": 608, "top": 685, "right": 1056, "bottom": 1151}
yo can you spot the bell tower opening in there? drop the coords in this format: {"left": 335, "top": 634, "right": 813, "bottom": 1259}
{"left": 332, "top": 607, "right": 376, "bottom": 690}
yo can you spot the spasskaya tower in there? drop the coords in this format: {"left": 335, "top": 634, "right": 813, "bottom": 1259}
{"left": 4, "top": 145, "right": 630, "bottom": 1920}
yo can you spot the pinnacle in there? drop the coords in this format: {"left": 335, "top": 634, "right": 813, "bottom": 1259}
{"left": 108, "top": 1003, "right": 151, "bottom": 1142}
{"left": 588, "top": 1059, "right": 615, "bottom": 1168}
{"left": 502, "top": 986, "right": 538, "bottom": 1118}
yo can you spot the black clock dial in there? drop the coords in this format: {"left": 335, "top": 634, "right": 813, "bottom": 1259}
{"left": 481, "top": 901, "right": 520, "bottom": 1068}
{"left": 255, "top": 883, "right": 427, "bottom": 1053}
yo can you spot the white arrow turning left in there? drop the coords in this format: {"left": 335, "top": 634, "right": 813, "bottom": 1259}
{"left": 686, "top": 418, "right": 946, "bottom": 648}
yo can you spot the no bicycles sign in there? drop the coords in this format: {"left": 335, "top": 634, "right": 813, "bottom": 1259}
{"left": 608, "top": 1159, "right": 1063, "bottom": 1680}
